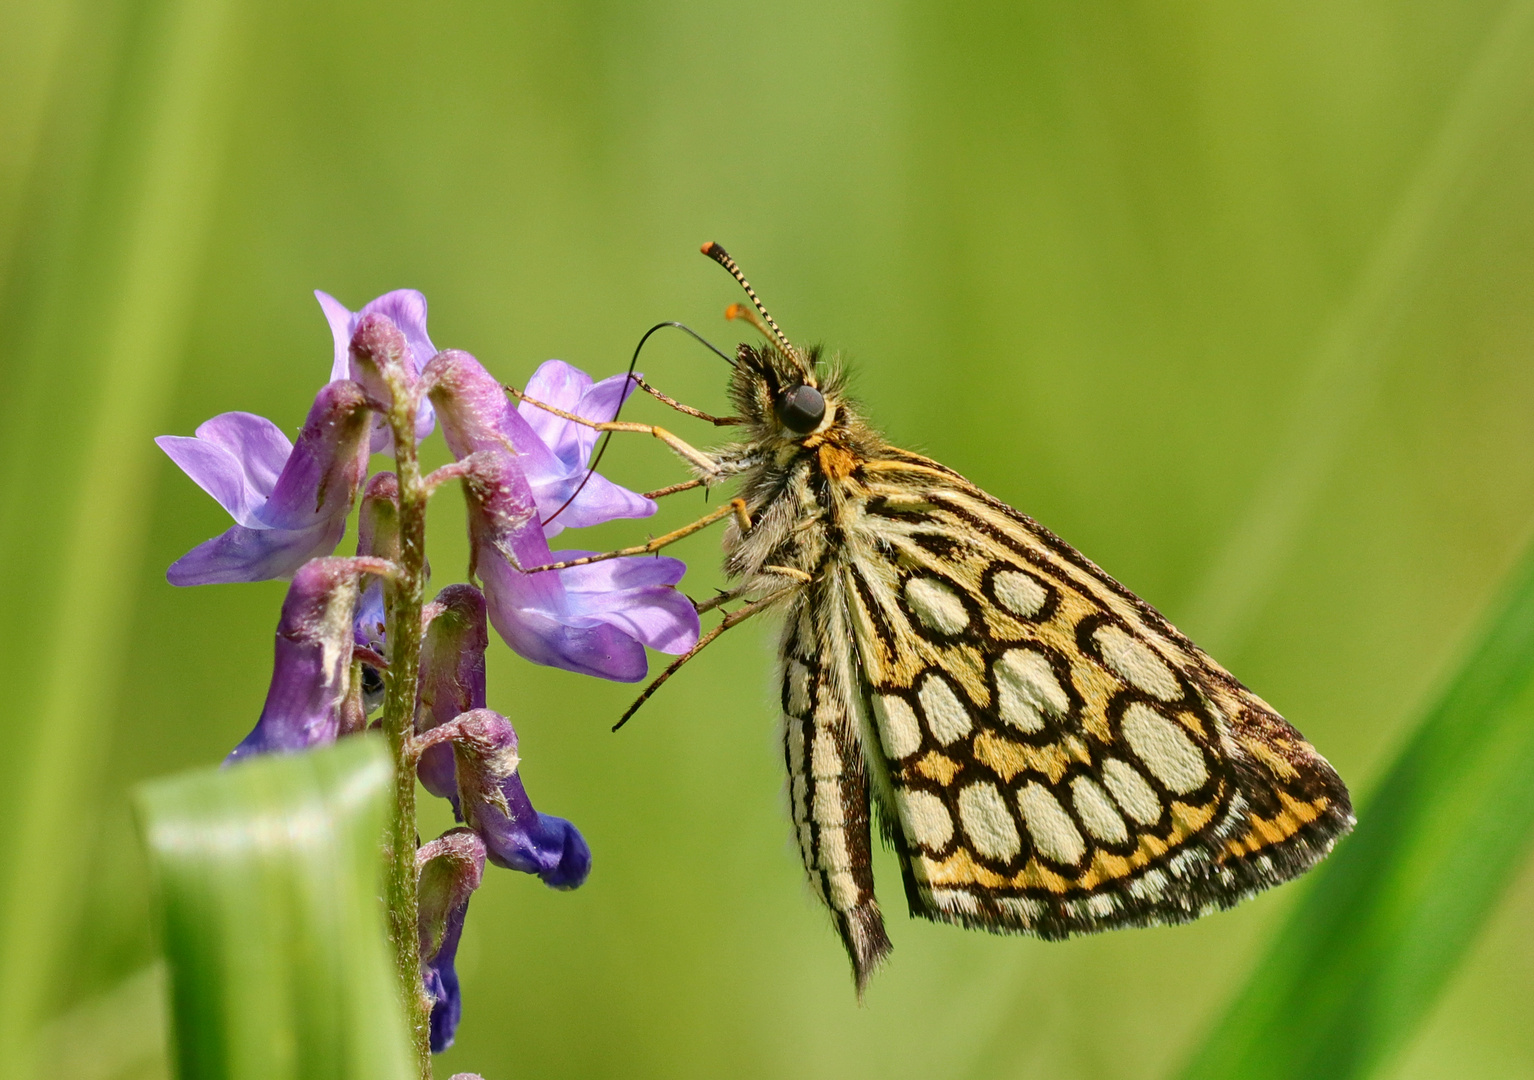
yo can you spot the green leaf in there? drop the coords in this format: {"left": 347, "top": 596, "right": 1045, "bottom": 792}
{"left": 135, "top": 737, "right": 413, "bottom": 1080}
{"left": 1179, "top": 539, "right": 1534, "bottom": 1080}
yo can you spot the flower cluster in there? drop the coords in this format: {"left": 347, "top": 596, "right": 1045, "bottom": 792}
{"left": 159, "top": 290, "right": 701, "bottom": 1056}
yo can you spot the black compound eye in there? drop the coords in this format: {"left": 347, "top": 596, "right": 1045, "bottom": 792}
{"left": 776, "top": 384, "right": 826, "bottom": 434}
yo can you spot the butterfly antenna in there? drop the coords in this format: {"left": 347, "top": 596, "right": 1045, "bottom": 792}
{"left": 540, "top": 321, "right": 732, "bottom": 527}
{"left": 700, "top": 242, "right": 797, "bottom": 360}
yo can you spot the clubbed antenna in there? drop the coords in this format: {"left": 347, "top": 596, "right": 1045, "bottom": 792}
{"left": 700, "top": 242, "right": 796, "bottom": 359}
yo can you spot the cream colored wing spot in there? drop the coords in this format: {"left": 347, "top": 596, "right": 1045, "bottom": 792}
{"left": 1120, "top": 702, "right": 1208, "bottom": 794}
{"left": 917, "top": 673, "right": 973, "bottom": 745}
{"left": 811, "top": 725, "right": 843, "bottom": 778}
{"left": 785, "top": 660, "right": 812, "bottom": 716}
{"left": 957, "top": 781, "right": 1022, "bottom": 861}
{"left": 897, "top": 788, "right": 954, "bottom": 851}
{"left": 827, "top": 870, "right": 859, "bottom": 909}
{"left": 1017, "top": 782, "right": 1086, "bottom": 864}
{"left": 993, "top": 648, "right": 1069, "bottom": 732}
{"left": 1093, "top": 624, "right": 1180, "bottom": 701}
{"left": 998, "top": 895, "right": 1044, "bottom": 921}
{"left": 786, "top": 721, "right": 805, "bottom": 775}
{"left": 1070, "top": 775, "right": 1129, "bottom": 844}
{"left": 932, "top": 888, "right": 981, "bottom": 917}
{"left": 871, "top": 693, "right": 922, "bottom": 759}
{"left": 991, "top": 568, "right": 1048, "bottom": 619}
{"left": 812, "top": 782, "right": 846, "bottom": 826}
{"left": 904, "top": 576, "right": 970, "bottom": 635}
{"left": 1101, "top": 757, "right": 1162, "bottom": 825}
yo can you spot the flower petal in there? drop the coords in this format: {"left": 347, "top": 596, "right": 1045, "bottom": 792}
{"left": 416, "top": 829, "right": 483, "bottom": 1054}
{"left": 552, "top": 551, "right": 698, "bottom": 653}
{"left": 569, "top": 368, "right": 639, "bottom": 464}
{"left": 442, "top": 711, "right": 593, "bottom": 889}
{"left": 455, "top": 449, "right": 697, "bottom": 680}
{"left": 192, "top": 412, "right": 294, "bottom": 495}
{"left": 518, "top": 360, "right": 593, "bottom": 463}
{"left": 167, "top": 517, "right": 346, "bottom": 587}
{"left": 157, "top": 436, "right": 265, "bottom": 528}
{"left": 526, "top": 466, "right": 656, "bottom": 535}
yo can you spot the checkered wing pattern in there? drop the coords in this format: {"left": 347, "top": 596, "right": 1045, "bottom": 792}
{"left": 823, "top": 453, "right": 1352, "bottom": 945}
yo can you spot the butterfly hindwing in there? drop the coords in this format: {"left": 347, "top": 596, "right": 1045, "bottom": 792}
{"left": 831, "top": 454, "right": 1353, "bottom": 938}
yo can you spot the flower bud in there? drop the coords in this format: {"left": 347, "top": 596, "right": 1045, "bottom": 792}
{"left": 427, "top": 709, "right": 591, "bottom": 889}
{"left": 416, "top": 828, "right": 485, "bottom": 1053}
{"left": 416, "top": 585, "right": 488, "bottom": 806}
{"left": 225, "top": 557, "right": 377, "bottom": 763}
{"left": 317, "top": 289, "right": 437, "bottom": 451}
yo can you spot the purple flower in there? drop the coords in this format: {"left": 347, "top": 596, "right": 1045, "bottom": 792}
{"left": 464, "top": 448, "right": 698, "bottom": 681}
{"left": 424, "top": 349, "right": 654, "bottom": 538}
{"left": 416, "top": 585, "right": 488, "bottom": 808}
{"left": 426, "top": 351, "right": 699, "bottom": 681}
{"left": 426, "top": 709, "right": 591, "bottom": 888}
{"left": 416, "top": 828, "right": 485, "bottom": 1053}
{"left": 226, "top": 557, "right": 385, "bottom": 764}
{"left": 316, "top": 289, "right": 437, "bottom": 451}
{"left": 158, "top": 381, "right": 373, "bottom": 585}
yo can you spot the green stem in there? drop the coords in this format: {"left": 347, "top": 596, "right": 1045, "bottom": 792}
{"left": 381, "top": 386, "right": 433, "bottom": 1079}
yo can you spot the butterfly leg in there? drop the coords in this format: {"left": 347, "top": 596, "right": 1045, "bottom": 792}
{"left": 507, "top": 386, "right": 727, "bottom": 477}
{"left": 515, "top": 498, "right": 752, "bottom": 574}
{"left": 632, "top": 378, "right": 743, "bottom": 426}
{"left": 612, "top": 576, "right": 805, "bottom": 730}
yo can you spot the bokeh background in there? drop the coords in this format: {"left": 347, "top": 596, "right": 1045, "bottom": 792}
{"left": 6, "top": 1, "right": 1534, "bottom": 1078}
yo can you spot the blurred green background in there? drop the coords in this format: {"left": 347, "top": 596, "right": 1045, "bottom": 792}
{"left": 7, "top": 1, "right": 1534, "bottom": 1077}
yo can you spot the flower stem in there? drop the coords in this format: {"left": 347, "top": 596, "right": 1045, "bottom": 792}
{"left": 381, "top": 390, "right": 433, "bottom": 1077}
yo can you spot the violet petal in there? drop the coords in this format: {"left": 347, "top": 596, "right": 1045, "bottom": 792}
{"left": 167, "top": 517, "right": 348, "bottom": 587}
{"left": 155, "top": 412, "right": 293, "bottom": 526}
{"left": 225, "top": 557, "right": 367, "bottom": 763}
{"left": 161, "top": 382, "right": 373, "bottom": 585}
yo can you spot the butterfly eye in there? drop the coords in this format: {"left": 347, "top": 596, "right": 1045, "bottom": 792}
{"left": 777, "top": 384, "right": 826, "bottom": 434}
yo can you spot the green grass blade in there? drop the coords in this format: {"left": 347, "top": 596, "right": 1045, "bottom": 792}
{"left": 0, "top": 0, "right": 248, "bottom": 1073}
{"left": 135, "top": 738, "right": 413, "bottom": 1080}
{"left": 1179, "top": 539, "right": 1534, "bottom": 1080}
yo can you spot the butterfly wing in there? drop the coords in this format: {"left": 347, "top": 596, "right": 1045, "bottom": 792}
{"left": 837, "top": 451, "right": 1353, "bottom": 938}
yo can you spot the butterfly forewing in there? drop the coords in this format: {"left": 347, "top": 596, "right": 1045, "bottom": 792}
{"left": 816, "top": 451, "right": 1352, "bottom": 939}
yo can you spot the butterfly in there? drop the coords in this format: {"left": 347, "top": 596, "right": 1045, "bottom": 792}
{"left": 517, "top": 243, "right": 1354, "bottom": 993}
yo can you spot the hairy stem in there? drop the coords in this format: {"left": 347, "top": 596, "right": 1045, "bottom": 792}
{"left": 381, "top": 388, "right": 432, "bottom": 1077}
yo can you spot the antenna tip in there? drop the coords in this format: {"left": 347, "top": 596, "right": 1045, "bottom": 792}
{"left": 724, "top": 303, "right": 749, "bottom": 321}
{"left": 700, "top": 241, "right": 718, "bottom": 256}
